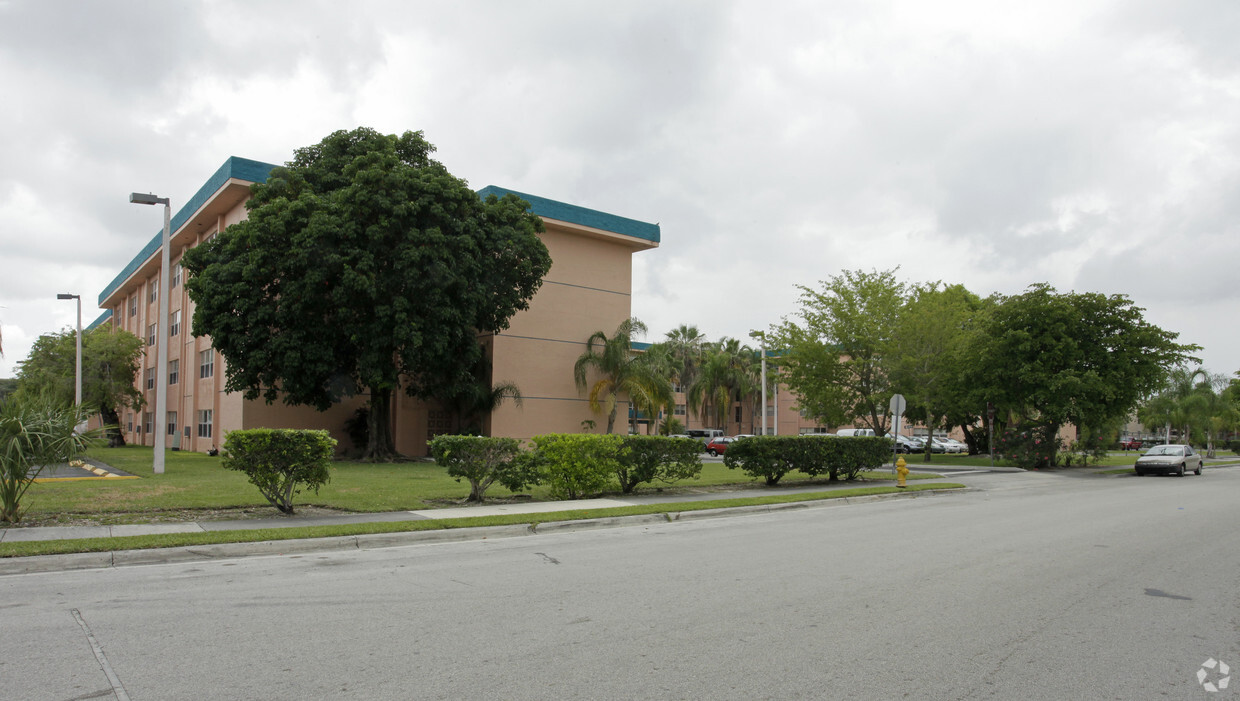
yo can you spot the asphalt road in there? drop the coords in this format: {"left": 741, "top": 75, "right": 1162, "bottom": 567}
{"left": 3, "top": 468, "right": 1238, "bottom": 700}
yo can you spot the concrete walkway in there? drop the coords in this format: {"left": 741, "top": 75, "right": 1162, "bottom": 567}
{"left": 0, "top": 470, "right": 993, "bottom": 543}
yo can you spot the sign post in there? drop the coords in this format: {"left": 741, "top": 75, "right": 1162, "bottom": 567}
{"left": 889, "top": 393, "right": 906, "bottom": 472}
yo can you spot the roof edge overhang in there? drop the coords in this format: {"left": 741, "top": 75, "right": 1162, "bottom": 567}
{"left": 477, "top": 185, "right": 660, "bottom": 250}
{"left": 98, "top": 157, "right": 277, "bottom": 308}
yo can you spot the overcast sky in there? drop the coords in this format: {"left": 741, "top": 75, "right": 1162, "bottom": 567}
{"left": 3, "top": 0, "right": 1239, "bottom": 382}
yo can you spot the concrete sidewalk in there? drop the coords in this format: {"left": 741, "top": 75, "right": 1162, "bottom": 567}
{"left": 0, "top": 475, "right": 967, "bottom": 544}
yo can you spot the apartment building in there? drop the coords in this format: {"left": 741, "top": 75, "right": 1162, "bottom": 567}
{"left": 94, "top": 156, "right": 659, "bottom": 456}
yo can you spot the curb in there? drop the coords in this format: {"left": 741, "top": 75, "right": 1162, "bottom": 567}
{"left": 0, "top": 489, "right": 955, "bottom": 576}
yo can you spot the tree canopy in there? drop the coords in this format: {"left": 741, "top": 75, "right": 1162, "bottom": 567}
{"left": 183, "top": 128, "right": 552, "bottom": 459}
{"left": 966, "top": 284, "right": 1199, "bottom": 458}
{"left": 887, "top": 283, "right": 987, "bottom": 457}
{"left": 15, "top": 322, "right": 145, "bottom": 446}
{"left": 772, "top": 269, "right": 905, "bottom": 435}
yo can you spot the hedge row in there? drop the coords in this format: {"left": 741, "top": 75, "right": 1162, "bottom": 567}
{"left": 430, "top": 434, "right": 704, "bottom": 502}
{"left": 722, "top": 435, "right": 891, "bottom": 485}
{"left": 431, "top": 433, "right": 890, "bottom": 501}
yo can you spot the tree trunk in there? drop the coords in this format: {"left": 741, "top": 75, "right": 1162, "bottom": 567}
{"left": 365, "top": 386, "right": 398, "bottom": 461}
{"left": 606, "top": 402, "right": 617, "bottom": 434}
{"left": 960, "top": 424, "right": 978, "bottom": 455}
{"left": 1042, "top": 423, "right": 1060, "bottom": 467}
{"left": 922, "top": 410, "right": 935, "bottom": 463}
{"left": 100, "top": 405, "right": 126, "bottom": 447}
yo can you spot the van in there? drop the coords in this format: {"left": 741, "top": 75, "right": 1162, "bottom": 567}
{"left": 835, "top": 428, "right": 876, "bottom": 437}
{"left": 686, "top": 429, "right": 724, "bottom": 442}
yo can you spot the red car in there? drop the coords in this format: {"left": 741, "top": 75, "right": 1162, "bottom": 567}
{"left": 1119, "top": 438, "right": 1143, "bottom": 450}
{"left": 705, "top": 436, "right": 737, "bottom": 456}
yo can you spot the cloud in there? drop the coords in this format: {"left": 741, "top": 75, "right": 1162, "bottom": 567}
{"left": 2, "top": 0, "right": 1240, "bottom": 381}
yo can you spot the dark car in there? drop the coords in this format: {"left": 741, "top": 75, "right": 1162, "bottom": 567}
{"left": 1134, "top": 444, "right": 1202, "bottom": 476}
{"left": 893, "top": 435, "right": 918, "bottom": 454}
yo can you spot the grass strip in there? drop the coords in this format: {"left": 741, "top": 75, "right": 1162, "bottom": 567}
{"left": 0, "top": 482, "right": 964, "bottom": 558}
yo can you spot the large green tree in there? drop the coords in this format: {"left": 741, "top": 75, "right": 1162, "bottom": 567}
{"left": 888, "top": 283, "right": 986, "bottom": 457}
{"left": 183, "top": 128, "right": 551, "bottom": 460}
{"left": 15, "top": 323, "right": 145, "bottom": 446}
{"left": 771, "top": 268, "right": 906, "bottom": 435}
{"left": 967, "top": 284, "right": 1198, "bottom": 460}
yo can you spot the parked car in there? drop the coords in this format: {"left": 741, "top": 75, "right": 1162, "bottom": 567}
{"left": 940, "top": 438, "right": 967, "bottom": 453}
{"left": 836, "top": 428, "right": 876, "bottom": 437}
{"left": 1134, "top": 444, "right": 1202, "bottom": 476}
{"left": 705, "top": 436, "right": 738, "bottom": 456}
{"left": 893, "top": 435, "right": 919, "bottom": 454}
{"left": 686, "top": 429, "right": 724, "bottom": 443}
{"left": 1119, "top": 437, "right": 1143, "bottom": 450}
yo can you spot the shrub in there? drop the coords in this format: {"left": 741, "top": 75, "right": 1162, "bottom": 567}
{"left": 724, "top": 435, "right": 891, "bottom": 485}
{"left": 995, "top": 427, "right": 1060, "bottom": 469}
{"left": 658, "top": 417, "right": 686, "bottom": 436}
{"left": 221, "top": 429, "right": 336, "bottom": 514}
{"left": 0, "top": 396, "right": 96, "bottom": 523}
{"left": 429, "top": 435, "right": 539, "bottom": 502}
{"left": 614, "top": 435, "right": 702, "bottom": 493}
{"left": 723, "top": 436, "right": 797, "bottom": 485}
{"left": 824, "top": 436, "right": 891, "bottom": 480}
{"left": 529, "top": 433, "right": 622, "bottom": 500}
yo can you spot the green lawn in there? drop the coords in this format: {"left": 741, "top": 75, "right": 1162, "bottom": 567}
{"left": 15, "top": 445, "right": 940, "bottom": 519}
{"left": 0, "top": 481, "right": 966, "bottom": 558}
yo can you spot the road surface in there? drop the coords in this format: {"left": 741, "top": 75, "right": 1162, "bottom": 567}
{"left": 2, "top": 468, "right": 1237, "bottom": 699}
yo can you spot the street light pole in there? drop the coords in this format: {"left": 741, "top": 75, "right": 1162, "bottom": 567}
{"left": 750, "top": 330, "right": 767, "bottom": 435}
{"left": 130, "top": 192, "right": 171, "bottom": 475}
{"left": 56, "top": 293, "right": 82, "bottom": 406}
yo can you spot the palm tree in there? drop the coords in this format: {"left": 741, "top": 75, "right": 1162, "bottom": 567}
{"left": 687, "top": 338, "right": 755, "bottom": 434}
{"left": 574, "top": 318, "right": 672, "bottom": 434}
{"left": 664, "top": 324, "right": 706, "bottom": 422}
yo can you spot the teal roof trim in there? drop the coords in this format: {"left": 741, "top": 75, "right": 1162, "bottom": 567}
{"left": 97, "top": 157, "right": 278, "bottom": 307}
{"left": 477, "top": 186, "right": 660, "bottom": 244}
{"left": 85, "top": 310, "right": 113, "bottom": 332}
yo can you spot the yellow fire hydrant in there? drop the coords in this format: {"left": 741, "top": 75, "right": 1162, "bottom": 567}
{"left": 896, "top": 456, "right": 908, "bottom": 488}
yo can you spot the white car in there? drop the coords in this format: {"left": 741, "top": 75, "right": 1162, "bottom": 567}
{"left": 940, "top": 438, "right": 967, "bottom": 453}
{"left": 1134, "top": 444, "right": 1203, "bottom": 476}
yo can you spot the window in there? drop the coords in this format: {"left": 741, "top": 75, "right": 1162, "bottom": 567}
{"left": 143, "top": 412, "right": 153, "bottom": 435}
{"left": 145, "top": 368, "right": 154, "bottom": 390}
{"left": 184, "top": 426, "right": 192, "bottom": 438}
{"left": 147, "top": 323, "right": 156, "bottom": 346}
{"left": 128, "top": 295, "right": 137, "bottom": 318}
{"left": 149, "top": 278, "right": 158, "bottom": 303}
{"left": 199, "top": 349, "right": 214, "bottom": 379}
{"left": 168, "top": 359, "right": 179, "bottom": 385}
{"left": 171, "top": 262, "right": 182, "bottom": 288}
{"left": 127, "top": 413, "right": 133, "bottom": 433}
{"left": 735, "top": 406, "right": 742, "bottom": 423}
{"left": 197, "top": 409, "right": 213, "bottom": 438}
{"left": 672, "top": 383, "right": 684, "bottom": 393}
{"left": 167, "top": 412, "right": 177, "bottom": 436}
{"left": 170, "top": 310, "right": 180, "bottom": 337}
{"left": 674, "top": 404, "right": 686, "bottom": 416}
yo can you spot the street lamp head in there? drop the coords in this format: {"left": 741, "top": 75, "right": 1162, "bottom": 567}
{"left": 57, "top": 293, "right": 78, "bottom": 300}
{"left": 749, "top": 330, "right": 765, "bottom": 340}
{"left": 129, "top": 192, "right": 169, "bottom": 206}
